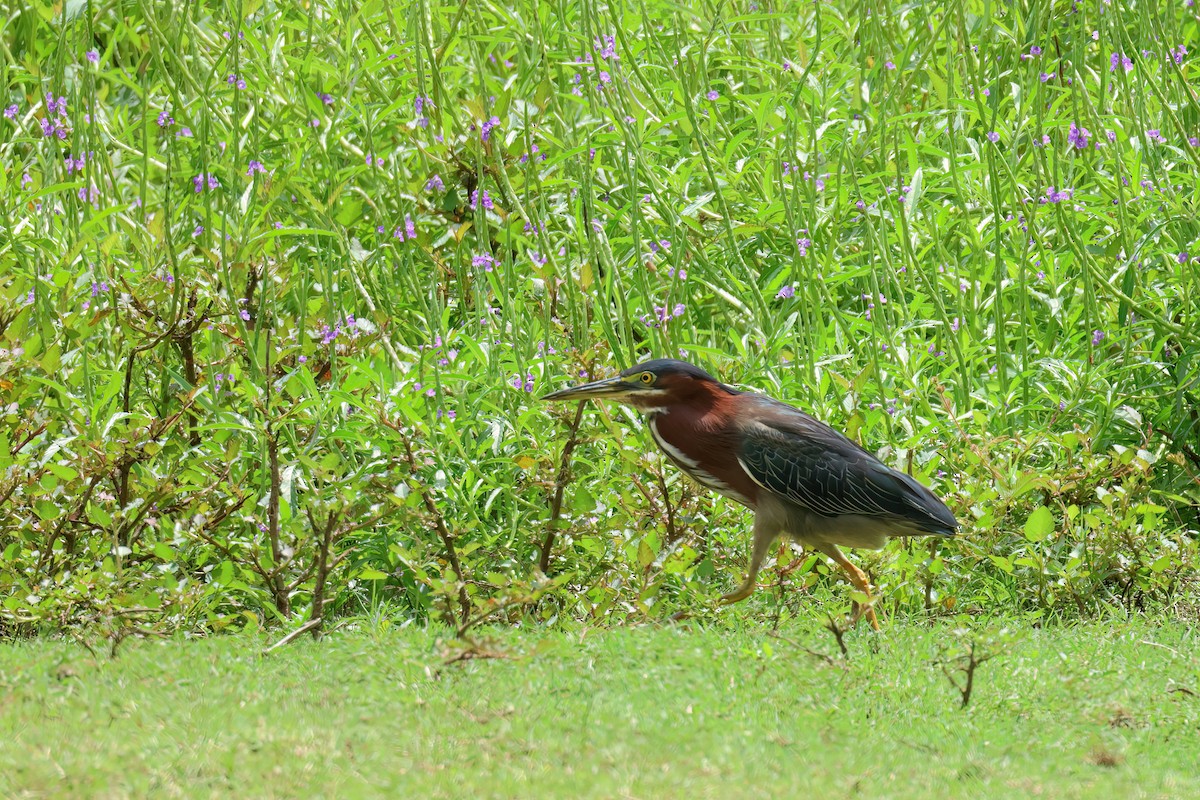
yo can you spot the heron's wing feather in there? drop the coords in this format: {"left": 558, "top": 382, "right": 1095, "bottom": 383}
{"left": 736, "top": 398, "right": 957, "bottom": 533}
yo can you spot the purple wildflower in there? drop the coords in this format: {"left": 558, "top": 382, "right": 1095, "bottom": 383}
{"left": 776, "top": 285, "right": 795, "bottom": 299}
{"left": 1030, "top": 45, "right": 1042, "bottom": 56}
{"left": 706, "top": 89, "right": 719, "bottom": 101}
{"left": 595, "top": 34, "right": 617, "bottom": 60}
{"left": 1177, "top": 252, "right": 1188, "bottom": 264}
{"left": 1092, "top": 330, "right": 1106, "bottom": 346}
{"left": 472, "top": 253, "right": 497, "bottom": 272}
{"left": 480, "top": 115, "right": 500, "bottom": 142}
{"left": 3, "top": 104, "right": 16, "bottom": 119}
{"left": 1146, "top": 129, "right": 1165, "bottom": 143}
{"left": 85, "top": 50, "right": 99, "bottom": 63}
{"left": 246, "top": 160, "right": 266, "bottom": 176}
{"left": 425, "top": 174, "right": 444, "bottom": 192}
{"left": 317, "top": 92, "right": 333, "bottom": 105}
{"left": 1044, "top": 185, "right": 1072, "bottom": 203}
{"left": 470, "top": 189, "right": 494, "bottom": 211}
{"left": 1067, "top": 122, "right": 1090, "bottom": 149}
{"left": 405, "top": 215, "right": 416, "bottom": 239}
{"left": 987, "top": 131, "right": 1000, "bottom": 143}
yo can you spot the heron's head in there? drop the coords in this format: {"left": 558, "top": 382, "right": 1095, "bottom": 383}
{"left": 541, "top": 358, "right": 733, "bottom": 413}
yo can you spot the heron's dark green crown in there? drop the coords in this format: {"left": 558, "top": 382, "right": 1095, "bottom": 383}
{"left": 618, "top": 358, "right": 722, "bottom": 384}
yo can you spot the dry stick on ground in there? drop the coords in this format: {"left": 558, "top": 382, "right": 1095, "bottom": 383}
{"left": 938, "top": 641, "right": 995, "bottom": 709}
{"left": 540, "top": 401, "right": 586, "bottom": 573}
{"left": 824, "top": 614, "right": 850, "bottom": 659}
{"left": 380, "top": 412, "right": 471, "bottom": 624}
{"left": 264, "top": 618, "right": 324, "bottom": 655}
{"left": 768, "top": 631, "right": 846, "bottom": 667}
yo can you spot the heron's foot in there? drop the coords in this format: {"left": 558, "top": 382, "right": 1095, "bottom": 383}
{"left": 719, "top": 580, "right": 756, "bottom": 605}
{"left": 849, "top": 600, "right": 882, "bottom": 631}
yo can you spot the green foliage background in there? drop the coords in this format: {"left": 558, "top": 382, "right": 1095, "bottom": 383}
{"left": 2, "top": 0, "right": 1198, "bottom": 636}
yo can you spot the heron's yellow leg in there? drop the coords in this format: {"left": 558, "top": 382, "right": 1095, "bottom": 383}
{"left": 818, "top": 543, "right": 881, "bottom": 630}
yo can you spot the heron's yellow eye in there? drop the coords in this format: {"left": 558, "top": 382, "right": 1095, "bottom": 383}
{"left": 639, "top": 371, "right": 655, "bottom": 385}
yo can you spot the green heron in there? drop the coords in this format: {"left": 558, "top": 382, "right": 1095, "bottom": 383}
{"left": 543, "top": 358, "right": 958, "bottom": 628}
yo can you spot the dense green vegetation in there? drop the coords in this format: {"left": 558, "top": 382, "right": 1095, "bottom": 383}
{"left": 2, "top": 0, "right": 1199, "bottom": 639}
{"left": 2, "top": 619, "right": 1198, "bottom": 798}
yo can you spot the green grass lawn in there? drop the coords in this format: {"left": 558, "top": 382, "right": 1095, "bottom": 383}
{"left": 3, "top": 618, "right": 1198, "bottom": 799}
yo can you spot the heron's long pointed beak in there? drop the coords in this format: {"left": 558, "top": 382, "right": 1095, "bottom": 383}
{"left": 540, "top": 376, "right": 633, "bottom": 402}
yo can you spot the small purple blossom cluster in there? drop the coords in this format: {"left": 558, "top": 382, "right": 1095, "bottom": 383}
{"left": 1173, "top": 45, "right": 1188, "bottom": 65}
{"left": 414, "top": 95, "right": 432, "bottom": 127}
{"left": 519, "top": 144, "right": 548, "bottom": 164}
{"left": 1043, "top": 185, "right": 1072, "bottom": 203}
{"left": 776, "top": 285, "right": 795, "bottom": 300}
{"left": 473, "top": 253, "right": 497, "bottom": 272}
{"left": 420, "top": 335, "right": 458, "bottom": 367}
{"left": 64, "top": 151, "right": 89, "bottom": 175}
{"left": 213, "top": 372, "right": 237, "bottom": 392}
{"left": 480, "top": 115, "right": 501, "bottom": 142}
{"left": 571, "top": 34, "right": 619, "bottom": 95}
{"left": 246, "top": 160, "right": 266, "bottom": 176}
{"left": 1110, "top": 52, "right": 1134, "bottom": 73}
{"left": 318, "top": 315, "right": 357, "bottom": 345}
{"left": 157, "top": 109, "right": 174, "bottom": 128}
{"left": 193, "top": 173, "right": 220, "bottom": 192}
{"left": 1067, "top": 122, "right": 1090, "bottom": 149}
{"left": 796, "top": 236, "right": 812, "bottom": 256}
{"left": 227, "top": 73, "right": 247, "bottom": 90}
{"left": 862, "top": 292, "right": 887, "bottom": 320}
{"left": 867, "top": 399, "right": 899, "bottom": 416}
{"left": 639, "top": 303, "right": 686, "bottom": 328}
{"left": 470, "top": 189, "right": 494, "bottom": 211}
{"left": 425, "top": 174, "right": 444, "bottom": 193}
{"left": 40, "top": 93, "right": 70, "bottom": 139}
{"left": 511, "top": 373, "right": 536, "bottom": 392}
{"left": 386, "top": 215, "right": 417, "bottom": 241}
